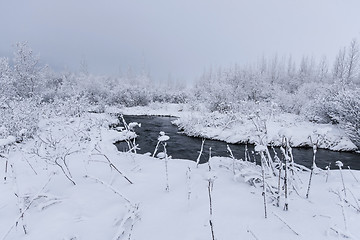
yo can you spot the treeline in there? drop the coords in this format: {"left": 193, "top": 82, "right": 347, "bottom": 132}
{"left": 193, "top": 39, "right": 360, "bottom": 147}
{"left": 0, "top": 42, "right": 188, "bottom": 107}
{"left": 0, "top": 42, "right": 188, "bottom": 139}
{"left": 1, "top": 40, "right": 360, "bottom": 147}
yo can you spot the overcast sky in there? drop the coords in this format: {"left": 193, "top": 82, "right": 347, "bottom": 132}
{"left": 1, "top": 0, "right": 360, "bottom": 83}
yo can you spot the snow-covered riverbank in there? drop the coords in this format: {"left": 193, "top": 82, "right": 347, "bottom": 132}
{"left": 118, "top": 103, "right": 358, "bottom": 152}
{"left": 1, "top": 112, "right": 360, "bottom": 240}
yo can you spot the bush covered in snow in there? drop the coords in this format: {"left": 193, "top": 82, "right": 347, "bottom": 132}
{"left": 0, "top": 97, "right": 41, "bottom": 139}
{"left": 328, "top": 88, "right": 360, "bottom": 148}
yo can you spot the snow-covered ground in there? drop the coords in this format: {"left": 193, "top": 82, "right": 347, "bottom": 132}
{"left": 1, "top": 111, "right": 359, "bottom": 240}
{"left": 118, "top": 103, "right": 358, "bottom": 152}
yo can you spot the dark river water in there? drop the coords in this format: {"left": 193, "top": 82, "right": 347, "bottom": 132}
{"left": 115, "top": 115, "right": 360, "bottom": 170}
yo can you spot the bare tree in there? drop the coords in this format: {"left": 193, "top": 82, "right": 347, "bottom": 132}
{"left": 269, "top": 54, "right": 279, "bottom": 84}
{"left": 345, "top": 39, "right": 360, "bottom": 82}
{"left": 299, "top": 56, "right": 316, "bottom": 83}
{"left": 286, "top": 55, "right": 296, "bottom": 78}
{"left": 80, "top": 55, "right": 89, "bottom": 75}
{"left": 317, "top": 56, "right": 329, "bottom": 81}
{"left": 333, "top": 47, "right": 347, "bottom": 81}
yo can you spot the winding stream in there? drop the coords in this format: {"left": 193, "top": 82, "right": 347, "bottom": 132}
{"left": 115, "top": 115, "right": 360, "bottom": 170}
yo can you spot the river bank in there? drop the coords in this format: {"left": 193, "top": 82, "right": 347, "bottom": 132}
{"left": 116, "top": 103, "right": 358, "bottom": 152}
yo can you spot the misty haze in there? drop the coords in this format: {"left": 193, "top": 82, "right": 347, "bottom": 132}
{"left": 1, "top": 1, "right": 360, "bottom": 240}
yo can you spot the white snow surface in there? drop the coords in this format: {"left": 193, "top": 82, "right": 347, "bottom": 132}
{"left": 1, "top": 112, "right": 360, "bottom": 240}
{"left": 158, "top": 135, "right": 170, "bottom": 142}
{"left": 254, "top": 144, "right": 267, "bottom": 152}
{"left": 108, "top": 129, "right": 137, "bottom": 143}
{"left": 0, "top": 136, "right": 16, "bottom": 147}
{"left": 118, "top": 103, "right": 358, "bottom": 151}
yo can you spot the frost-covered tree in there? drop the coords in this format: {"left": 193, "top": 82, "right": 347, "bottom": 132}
{"left": 316, "top": 56, "right": 329, "bottom": 82}
{"left": 328, "top": 88, "right": 360, "bottom": 148}
{"left": 332, "top": 47, "right": 347, "bottom": 82}
{"left": 40, "top": 68, "right": 64, "bottom": 102}
{"left": 332, "top": 40, "right": 360, "bottom": 85}
{"left": 12, "top": 42, "right": 45, "bottom": 98}
{"left": 345, "top": 39, "right": 360, "bottom": 83}
{"left": 0, "top": 57, "right": 13, "bottom": 98}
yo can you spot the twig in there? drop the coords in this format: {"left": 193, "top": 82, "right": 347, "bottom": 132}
{"left": 113, "top": 204, "right": 140, "bottom": 240}
{"left": 127, "top": 144, "right": 139, "bottom": 153}
{"left": 325, "top": 163, "right": 331, "bottom": 183}
{"left": 276, "top": 161, "right": 282, "bottom": 207}
{"left": 329, "top": 227, "right": 357, "bottom": 239}
{"left": 338, "top": 200, "right": 348, "bottom": 230}
{"left": 227, "top": 145, "right": 236, "bottom": 175}
{"left": 247, "top": 228, "right": 260, "bottom": 240}
{"left": 260, "top": 151, "right": 267, "bottom": 218}
{"left": 306, "top": 144, "right": 317, "bottom": 199}
{"left": 208, "top": 147, "right": 212, "bottom": 171}
{"left": 347, "top": 188, "right": 360, "bottom": 212}
{"left": 280, "top": 144, "right": 289, "bottom": 211}
{"left": 92, "top": 152, "right": 133, "bottom": 184}
{"left": 272, "top": 212, "right": 299, "bottom": 236}
{"left": 208, "top": 180, "right": 215, "bottom": 240}
{"left": 9, "top": 162, "right": 27, "bottom": 234}
{"left": 336, "top": 161, "right": 347, "bottom": 198}
{"left": 119, "top": 115, "right": 137, "bottom": 153}
{"left": 2, "top": 174, "right": 53, "bottom": 240}
{"left": 332, "top": 188, "right": 360, "bottom": 212}
{"left": 152, "top": 140, "right": 160, "bottom": 157}
{"left": 4, "top": 158, "right": 8, "bottom": 182}
{"left": 54, "top": 158, "right": 76, "bottom": 185}
{"left": 84, "top": 175, "right": 132, "bottom": 205}
{"left": 348, "top": 166, "right": 359, "bottom": 183}
{"left": 196, "top": 139, "right": 205, "bottom": 167}
{"left": 163, "top": 143, "right": 170, "bottom": 192}
{"left": 245, "top": 143, "right": 249, "bottom": 162}
{"left": 186, "top": 167, "right": 192, "bottom": 204}
{"left": 22, "top": 156, "right": 37, "bottom": 175}
{"left": 265, "top": 148, "right": 277, "bottom": 176}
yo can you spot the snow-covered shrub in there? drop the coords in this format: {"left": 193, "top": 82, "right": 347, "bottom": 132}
{"left": 274, "top": 81, "right": 331, "bottom": 117}
{"left": 208, "top": 96, "right": 233, "bottom": 113}
{"left": 30, "top": 117, "right": 94, "bottom": 185}
{"left": 45, "top": 95, "right": 90, "bottom": 117}
{"left": 193, "top": 68, "right": 237, "bottom": 113}
{"left": 328, "top": 88, "right": 360, "bottom": 148}
{"left": 274, "top": 90, "right": 301, "bottom": 114}
{"left": 0, "top": 97, "right": 41, "bottom": 139}
{"left": 152, "top": 90, "right": 188, "bottom": 104}
{"left": 107, "top": 85, "right": 151, "bottom": 107}
{"left": 0, "top": 95, "right": 91, "bottom": 142}
{"left": 174, "top": 111, "right": 241, "bottom": 138}
{"left": 73, "top": 74, "right": 109, "bottom": 105}
{"left": 295, "top": 82, "right": 334, "bottom": 123}
{"left": 124, "top": 87, "right": 151, "bottom": 107}
{"left": 301, "top": 97, "right": 333, "bottom": 123}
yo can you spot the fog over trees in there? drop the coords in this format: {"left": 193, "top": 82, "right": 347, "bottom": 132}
{"left": 1, "top": 39, "right": 360, "bottom": 147}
